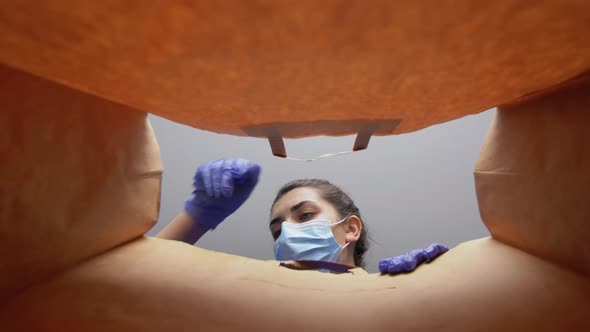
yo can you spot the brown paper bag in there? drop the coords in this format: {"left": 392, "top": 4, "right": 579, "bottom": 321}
{"left": 0, "top": 65, "right": 162, "bottom": 297}
{"left": 1, "top": 237, "right": 589, "bottom": 331}
{"left": 475, "top": 79, "right": 590, "bottom": 276}
{"left": 0, "top": 1, "right": 588, "bottom": 139}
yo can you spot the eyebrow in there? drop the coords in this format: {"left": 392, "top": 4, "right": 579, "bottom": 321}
{"left": 269, "top": 200, "right": 314, "bottom": 228}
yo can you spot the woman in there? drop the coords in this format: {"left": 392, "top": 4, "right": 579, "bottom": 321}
{"left": 269, "top": 178, "right": 368, "bottom": 269}
{"left": 157, "top": 158, "right": 368, "bottom": 267}
{"left": 157, "top": 157, "right": 444, "bottom": 273}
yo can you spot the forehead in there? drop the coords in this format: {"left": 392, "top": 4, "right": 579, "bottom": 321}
{"left": 271, "top": 187, "right": 330, "bottom": 217}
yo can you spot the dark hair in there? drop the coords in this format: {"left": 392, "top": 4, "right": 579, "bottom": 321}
{"left": 271, "top": 179, "right": 369, "bottom": 268}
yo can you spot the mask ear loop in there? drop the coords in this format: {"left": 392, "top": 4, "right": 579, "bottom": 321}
{"left": 332, "top": 215, "right": 352, "bottom": 248}
{"left": 331, "top": 215, "right": 351, "bottom": 226}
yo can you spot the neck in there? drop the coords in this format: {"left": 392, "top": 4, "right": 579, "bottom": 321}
{"left": 337, "top": 246, "right": 356, "bottom": 266}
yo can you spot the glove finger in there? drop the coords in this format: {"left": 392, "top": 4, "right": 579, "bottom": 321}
{"left": 379, "top": 256, "right": 400, "bottom": 274}
{"left": 199, "top": 163, "right": 214, "bottom": 197}
{"left": 211, "top": 159, "right": 224, "bottom": 198}
{"left": 221, "top": 159, "right": 235, "bottom": 198}
{"left": 412, "top": 249, "right": 428, "bottom": 265}
{"left": 388, "top": 264, "right": 403, "bottom": 274}
{"left": 425, "top": 243, "right": 449, "bottom": 261}
{"left": 245, "top": 162, "right": 261, "bottom": 184}
{"left": 378, "top": 258, "right": 397, "bottom": 274}
{"left": 379, "top": 245, "right": 447, "bottom": 275}
{"left": 379, "top": 256, "right": 397, "bottom": 274}
{"left": 401, "top": 253, "right": 418, "bottom": 272}
{"left": 231, "top": 158, "right": 249, "bottom": 180}
{"left": 232, "top": 159, "right": 261, "bottom": 184}
{"left": 393, "top": 257, "right": 413, "bottom": 273}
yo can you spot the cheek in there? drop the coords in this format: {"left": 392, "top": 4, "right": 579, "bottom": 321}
{"left": 331, "top": 226, "right": 347, "bottom": 244}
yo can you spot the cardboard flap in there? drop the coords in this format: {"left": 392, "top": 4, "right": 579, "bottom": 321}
{"left": 0, "top": 65, "right": 163, "bottom": 297}
{"left": 475, "top": 79, "right": 590, "bottom": 275}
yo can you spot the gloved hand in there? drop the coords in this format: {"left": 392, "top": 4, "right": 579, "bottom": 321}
{"left": 184, "top": 157, "right": 261, "bottom": 230}
{"left": 378, "top": 243, "right": 448, "bottom": 274}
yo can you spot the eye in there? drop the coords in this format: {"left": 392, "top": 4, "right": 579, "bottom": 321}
{"left": 272, "top": 229, "right": 281, "bottom": 240}
{"left": 300, "top": 212, "right": 314, "bottom": 221}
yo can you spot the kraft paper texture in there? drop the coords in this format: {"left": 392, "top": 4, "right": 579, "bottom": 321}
{"left": 0, "top": 1, "right": 588, "bottom": 137}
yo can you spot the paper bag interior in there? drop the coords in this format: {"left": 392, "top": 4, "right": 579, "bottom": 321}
{"left": 0, "top": 1, "right": 589, "bottom": 137}
{"left": 1, "top": 1, "right": 590, "bottom": 330}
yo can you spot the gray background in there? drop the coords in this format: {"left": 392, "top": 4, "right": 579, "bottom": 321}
{"left": 147, "top": 109, "right": 494, "bottom": 272}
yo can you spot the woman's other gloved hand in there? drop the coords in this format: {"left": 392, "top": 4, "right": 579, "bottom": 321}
{"left": 184, "top": 157, "right": 261, "bottom": 230}
{"left": 379, "top": 243, "right": 448, "bottom": 274}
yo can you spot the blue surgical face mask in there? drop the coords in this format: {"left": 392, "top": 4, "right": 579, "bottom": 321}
{"left": 274, "top": 217, "right": 350, "bottom": 263}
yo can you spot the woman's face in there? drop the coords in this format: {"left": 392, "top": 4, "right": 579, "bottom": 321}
{"left": 269, "top": 187, "right": 347, "bottom": 245}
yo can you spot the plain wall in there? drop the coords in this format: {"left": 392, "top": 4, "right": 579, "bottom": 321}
{"left": 147, "top": 109, "right": 494, "bottom": 272}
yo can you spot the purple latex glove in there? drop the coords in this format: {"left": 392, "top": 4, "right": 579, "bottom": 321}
{"left": 379, "top": 243, "right": 448, "bottom": 274}
{"left": 184, "top": 158, "right": 261, "bottom": 230}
